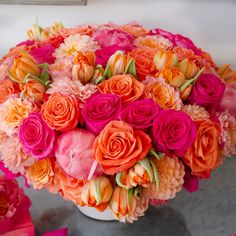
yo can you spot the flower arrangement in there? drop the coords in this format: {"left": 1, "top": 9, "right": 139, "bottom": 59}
{"left": 0, "top": 21, "right": 235, "bottom": 223}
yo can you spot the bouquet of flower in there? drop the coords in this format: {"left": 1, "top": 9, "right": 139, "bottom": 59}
{"left": 0, "top": 21, "right": 235, "bottom": 223}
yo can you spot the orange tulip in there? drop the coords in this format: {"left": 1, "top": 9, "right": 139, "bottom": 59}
{"left": 154, "top": 50, "right": 178, "bottom": 71}
{"left": 180, "top": 84, "right": 192, "bottom": 101}
{"left": 81, "top": 176, "right": 113, "bottom": 211}
{"left": 8, "top": 51, "right": 40, "bottom": 84}
{"left": 156, "top": 68, "right": 185, "bottom": 87}
{"left": 72, "top": 51, "right": 95, "bottom": 84}
{"left": 178, "top": 58, "right": 198, "bottom": 79}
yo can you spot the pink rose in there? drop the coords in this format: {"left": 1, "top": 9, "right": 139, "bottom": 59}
{"left": 30, "top": 44, "right": 56, "bottom": 64}
{"left": 55, "top": 129, "right": 97, "bottom": 180}
{"left": 150, "top": 27, "right": 175, "bottom": 42}
{"left": 19, "top": 112, "right": 56, "bottom": 159}
{"left": 188, "top": 73, "right": 226, "bottom": 112}
{"left": 219, "top": 82, "right": 236, "bottom": 118}
{"left": 153, "top": 109, "right": 197, "bottom": 157}
{"left": 93, "top": 29, "right": 134, "bottom": 51}
{"left": 119, "top": 98, "right": 161, "bottom": 132}
{"left": 0, "top": 175, "right": 31, "bottom": 234}
{"left": 17, "top": 40, "right": 35, "bottom": 47}
{"left": 95, "top": 45, "right": 124, "bottom": 67}
{"left": 82, "top": 93, "right": 122, "bottom": 135}
{"left": 183, "top": 168, "right": 199, "bottom": 193}
{"left": 174, "top": 34, "right": 200, "bottom": 53}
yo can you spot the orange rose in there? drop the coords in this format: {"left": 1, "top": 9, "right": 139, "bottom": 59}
{"left": 143, "top": 76, "right": 182, "bottom": 110}
{"left": 8, "top": 51, "right": 40, "bottom": 84}
{"left": 93, "top": 120, "right": 152, "bottom": 175}
{"left": 72, "top": 51, "right": 95, "bottom": 84}
{"left": 156, "top": 68, "right": 185, "bottom": 87}
{"left": 20, "top": 78, "right": 46, "bottom": 103}
{"left": 172, "top": 46, "right": 195, "bottom": 61}
{"left": 81, "top": 176, "right": 113, "bottom": 211}
{"left": 119, "top": 24, "right": 148, "bottom": 38}
{"left": 129, "top": 47, "right": 156, "bottom": 80}
{"left": 0, "top": 79, "right": 20, "bottom": 104}
{"left": 183, "top": 119, "right": 221, "bottom": 178}
{"left": 41, "top": 93, "right": 80, "bottom": 132}
{"left": 98, "top": 74, "right": 144, "bottom": 103}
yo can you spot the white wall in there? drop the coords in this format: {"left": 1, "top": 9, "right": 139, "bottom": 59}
{"left": 0, "top": 0, "right": 236, "bottom": 67}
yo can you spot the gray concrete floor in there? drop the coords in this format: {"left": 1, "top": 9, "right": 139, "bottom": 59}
{"left": 17, "top": 157, "right": 236, "bottom": 236}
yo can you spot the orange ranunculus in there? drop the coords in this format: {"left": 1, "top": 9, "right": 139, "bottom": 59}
{"left": 156, "top": 68, "right": 185, "bottom": 87}
{"left": 0, "top": 79, "right": 20, "bottom": 104}
{"left": 93, "top": 120, "right": 152, "bottom": 175}
{"left": 129, "top": 47, "right": 156, "bottom": 81}
{"left": 25, "top": 158, "right": 54, "bottom": 190}
{"left": 119, "top": 24, "right": 148, "bottom": 38}
{"left": 72, "top": 51, "right": 95, "bottom": 84}
{"left": 41, "top": 93, "right": 80, "bottom": 132}
{"left": 20, "top": 78, "right": 46, "bottom": 103}
{"left": 183, "top": 119, "right": 221, "bottom": 178}
{"left": 143, "top": 76, "right": 182, "bottom": 110}
{"left": 49, "top": 163, "right": 85, "bottom": 206}
{"left": 172, "top": 46, "right": 195, "bottom": 61}
{"left": 107, "top": 51, "right": 133, "bottom": 76}
{"left": 8, "top": 51, "right": 40, "bottom": 84}
{"left": 178, "top": 58, "right": 199, "bottom": 79}
{"left": 153, "top": 50, "right": 178, "bottom": 71}
{"left": 98, "top": 74, "right": 144, "bottom": 103}
{"left": 81, "top": 176, "right": 113, "bottom": 211}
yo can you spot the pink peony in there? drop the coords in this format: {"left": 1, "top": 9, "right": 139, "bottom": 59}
{"left": 188, "top": 73, "right": 225, "bottom": 112}
{"left": 30, "top": 44, "right": 56, "bottom": 64}
{"left": 82, "top": 93, "right": 122, "bottom": 135}
{"left": 93, "top": 29, "right": 134, "bottom": 51}
{"left": 0, "top": 175, "right": 31, "bottom": 234}
{"left": 55, "top": 129, "right": 97, "bottom": 180}
{"left": 119, "top": 98, "right": 161, "bottom": 132}
{"left": 19, "top": 112, "right": 56, "bottom": 159}
{"left": 152, "top": 109, "right": 197, "bottom": 157}
{"left": 219, "top": 82, "right": 236, "bottom": 118}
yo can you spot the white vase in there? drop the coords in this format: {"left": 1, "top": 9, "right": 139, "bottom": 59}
{"left": 77, "top": 205, "right": 115, "bottom": 221}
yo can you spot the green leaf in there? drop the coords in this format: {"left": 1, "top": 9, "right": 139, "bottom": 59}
{"left": 127, "top": 188, "right": 133, "bottom": 211}
{"left": 138, "top": 158, "right": 153, "bottom": 182}
{"left": 150, "top": 160, "right": 159, "bottom": 189}
{"left": 148, "top": 148, "right": 164, "bottom": 159}
{"left": 116, "top": 172, "right": 127, "bottom": 188}
{"left": 39, "top": 63, "right": 50, "bottom": 83}
{"left": 103, "top": 65, "right": 112, "bottom": 79}
{"left": 180, "top": 67, "right": 205, "bottom": 92}
{"left": 124, "top": 59, "right": 136, "bottom": 78}
{"left": 94, "top": 76, "right": 105, "bottom": 85}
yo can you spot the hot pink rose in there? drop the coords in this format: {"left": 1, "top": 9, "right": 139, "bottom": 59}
{"left": 219, "top": 82, "right": 236, "bottom": 118}
{"left": 183, "top": 168, "right": 199, "bottom": 193}
{"left": 19, "top": 112, "right": 56, "bottom": 159}
{"left": 82, "top": 93, "right": 122, "bottom": 135}
{"left": 152, "top": 109, "right": 197, "bottom": 157}
{"left": 119, "top": 98, "right": 161, "bottom": 132}
{"left": 0, "top": 175, "right": 31, "bottom": 234}
{"left": 55, "top": 129, "right": 98, "bottom": 180}
{"left": 150, "top": 27, "right": 175, "bottom": 42}
{"left": 30, "top": 44, "right": 56, "bottom": 64}
{"left": 174, "top": 34, "right": 200, "bottom": 53}
{"left": 188, "top": 73, "right": 226, "bottom": 112}
{"left": 93, "top": 29, "right": 134, "bottom": 51}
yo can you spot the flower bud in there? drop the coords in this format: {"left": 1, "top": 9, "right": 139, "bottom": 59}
{"left": 154, "top": 50, "right": 178, "bottom": 71}
{"left": 81, "top": 176, "right": 113, "bottom": 211}
{"left": 72, "top": 51, "right": 95, "bottom": 84}
{"left": 180, "top": 84, "right": 192, "bottom": 101}
{"left": 156, "top": 68, "right": 185, "bottom": 87}
{"left": 8, "top": 51, "right": 40, "bottom": 84}
{"left": 178, "top": 59, "right": 198, "bottom": 79}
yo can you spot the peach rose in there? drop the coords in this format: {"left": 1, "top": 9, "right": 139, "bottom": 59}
{"left": 8, "top": 51, "right": 40, "bottom": 84}
{"left": 72, "top": 51, "right": 95, "bottom": 84}
{"left": 41, "top": 93, "right": 80, "bottom": 132}
{"left": 143, "top": 76, "right": 183, "bottom": 110}
{"left": 183, "top": 119, "right": 221, "bottom": 178}
{"left": 25, "top": 158, "right": 54, "bottom": 190}
{"left": 129, "top": 47, "right": 156, "bottom": 80}
{"left": 98, "top": 74, "right": 144, "bottom": 103}
{"left": 93, "top": 120, "right": 152, "bottom": 175}
{"left": 119, "top": 23, "right": 148, "bottom": 38}
{"left": 20, "top": 78, "right": 46, "bottom": 103}
{"left": 0, "top": 80, "right": 20, "bottom": 104}
{"left": 81, "top": 176, "right": 113, "bottom": 211}
{"left": 156, "top": 68, "right": 185, "bottom": 87}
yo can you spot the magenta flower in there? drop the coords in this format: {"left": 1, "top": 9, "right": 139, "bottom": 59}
{"left": 183, "top": 168, "right": 199, "bottom": 193}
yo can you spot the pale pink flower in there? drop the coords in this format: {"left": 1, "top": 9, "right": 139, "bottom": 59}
{"left": 47, "top": 76, "right": 97, "bottom": 103}
{"left": 0, "top": 57, "right": 14, "bottom": 81}
{"left": 134, "top": 35, "right": 173, "bottom": 50}
{"left": 0, "top": 135, "right": 35, "bottom": 174}
{"left": 53, "top": 34, "right": 100, "bottom": 59}
{"left": 182, "top": 104, "right": 210, "bottom": 121}
{"left": 49, "top": 58, "right": 73, "bottom": 79}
